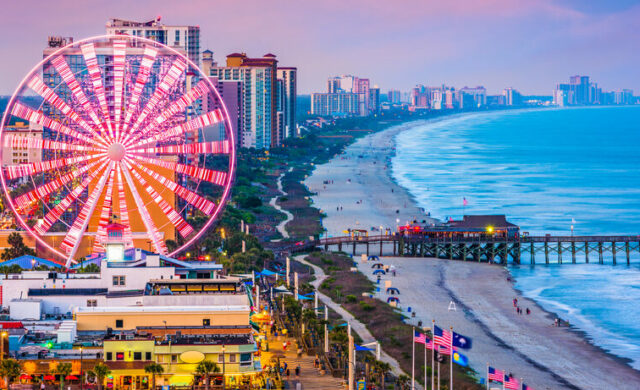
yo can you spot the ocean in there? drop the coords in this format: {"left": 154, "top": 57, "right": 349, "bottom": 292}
{"left": 391, "top": 106, "right": 640, "bottom": 369}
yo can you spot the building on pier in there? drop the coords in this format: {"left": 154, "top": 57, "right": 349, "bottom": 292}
{"left": 399, "top": 215, "right": 520, "bottom": 240}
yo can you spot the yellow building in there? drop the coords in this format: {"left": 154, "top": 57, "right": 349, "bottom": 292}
{"left": 75, "top": 306, "right": 250, "bottom": 332}
{"left": 103, "top": 329, "right": 261, "bottom": 389}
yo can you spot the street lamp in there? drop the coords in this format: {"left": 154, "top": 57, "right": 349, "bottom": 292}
{"left": 221, "top": 345, "right": 226, "bottom": 390}
{"left": 80, "top": 347, "right": 84, "bottom": 390}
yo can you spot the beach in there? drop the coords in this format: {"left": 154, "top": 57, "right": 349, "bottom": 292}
{"left": 304, "top": 119, "right": 640, "bottom": 389}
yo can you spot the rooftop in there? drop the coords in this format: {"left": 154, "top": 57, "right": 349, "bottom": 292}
{"left": 75, "top": 305, "right": 250, "bottom": 314}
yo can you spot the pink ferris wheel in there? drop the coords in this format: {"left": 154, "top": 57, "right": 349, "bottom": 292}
{"left": 0, "top": 35, "right": 236, "bottom": 266}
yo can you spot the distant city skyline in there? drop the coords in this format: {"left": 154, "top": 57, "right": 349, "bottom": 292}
{"left": 1, "top": 0, "right": 640, "bottom": 95}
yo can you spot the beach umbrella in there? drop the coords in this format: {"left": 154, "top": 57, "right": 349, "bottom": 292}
{"left": 66, "top": 375, "right": 78, "bottom": 380}
{"left": 367, "top": 255, "right": 380, "bottom": 261}
{"left": 371, "top": 263, "right": 384, "bottom": 269}
{"left": 20, "top": 374, "right": 32, "bottom": 380}
{"left": 372, "top": 269, "right": 386, "bottom": 275}
{"left": 43, "top": 375, "right": 55, "bottom": 381}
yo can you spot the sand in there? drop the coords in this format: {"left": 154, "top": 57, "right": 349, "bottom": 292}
{"left": 304, "top": 120, "right": 640, "bottom": 389}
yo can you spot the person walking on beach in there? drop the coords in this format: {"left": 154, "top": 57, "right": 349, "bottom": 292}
{"left": 526, "top": 307, "right": 531, "bottom": 315}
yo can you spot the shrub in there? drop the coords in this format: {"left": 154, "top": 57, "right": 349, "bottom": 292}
{"left": 345, "top": 295, "right": 357, "bottom": 303}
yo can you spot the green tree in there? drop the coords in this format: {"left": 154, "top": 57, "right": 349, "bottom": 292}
{"left": 78, "top": 263, "right": 100, "bottom": 273}
{"left": 0, "top": 359, "right": 21, "bottom": 389}
{"left": 1, "top": 232, "right": 35, "bottom": 261}
{"left": 144, "top": 362, "right": 164, "bottom": 390}
{"left": 53, "top": 362, "right": 72, "bottom": 390}
{"left": 195, "top": 360, "right": 220, "bottom": 390}
{"left": 89, "top": 362, "right": 111, "bottom": 390}
{"left": 374, "top": 360, "right": 391, "bottom": 390}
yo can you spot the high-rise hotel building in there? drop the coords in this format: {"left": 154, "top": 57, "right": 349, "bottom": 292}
{"left": 106, "top": 17, "right": 200, "bottom": 66}
{"left": 203, "top": 52, "right": 297, "bottom": 149}
{"left": 312, "top": 75, "right": 375, "bottom": 117}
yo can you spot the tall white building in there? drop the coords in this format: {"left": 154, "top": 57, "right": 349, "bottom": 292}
{"left": 277, "top": 68, "right": 298, "bottom": 138}
{"left": 106, "top": 17, "right": 200, "bottom": 66}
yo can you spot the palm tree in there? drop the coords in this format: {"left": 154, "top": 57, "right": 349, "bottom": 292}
{"left": 0, "top": 359, "right": 21, "bottom": 389}
{"left": 89, "top": 362, "right": 111, "bottom": 390}
{"left": 374, "top": 361, "right": 391, "bottom": 390}
{"left": 144, "top": 362, "right": 164, "bottom": 390}
{"left": 396, "top": 374, "right": 410, "bottom": 390}
{"left": 195, "top": 360, "right": 220, "bottom": 390}
{"left": 53, "top": 362, "right": 72, "bottom": 390}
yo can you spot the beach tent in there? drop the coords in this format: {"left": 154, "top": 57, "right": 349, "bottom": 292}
{"left": 371, "top": 263, "right": 384, "bottom": 269}
{"left": 387, "top": 297, "right": 400, "bottom": 304}
{"left": 373, "top": 269, "right": 386, "bottom": 275}
{"left": 368, "top": 255, "right": 380, "bottom": 261}
{"left": 386, "top": 287, "right": 400, "bottom": 295}
{"left": 260, "top": 269, "right": 282, "bottom": 277}
{"left": 272, "top": 287, "right": 293, "bottom": 295}
{"left": 298, "top": 294, "right": 313, "bottom": 300}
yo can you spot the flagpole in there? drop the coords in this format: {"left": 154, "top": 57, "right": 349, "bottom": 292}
{"left": 486, "top": 363, "right": 489, "bottom": 390}
{"left": 423, "top": 338, "right": 427, "bottom": 390}
{"left": 503, "top": 371, "right": 506, "bottom": 390}
{"left": 520, "top": 377, "right": 524, "bottom": 390}
{"left": 431, "top": 320, "right": 435, "bottom": 390}
{"left": 411, "top": 326, "right": 415, "bottom": 390}
{"left": 449, "top": 326, "right": 453, "bottom": 390}
{"left": 437, "top": 361, "right": 440, "bottom": 390}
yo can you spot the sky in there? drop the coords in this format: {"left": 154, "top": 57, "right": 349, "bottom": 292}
{"left": 1, "top": 0, "right": 639, "bottom": 95}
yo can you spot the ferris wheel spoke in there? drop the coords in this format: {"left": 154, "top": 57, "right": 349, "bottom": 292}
{"left": 120, "top": 162, "right": 168, "bottom": 254}
{"left": 10, "top": 103, "right": 102, "bottom": 147}
{"left": 131, "top": 140, "right": 231, "bottom": 156}
{"left": 112, "top": 40, "right": 127, "bottom": 140}
{"left": 132, "top": 162, "right": 217, "bottom": 216}
{"left": 115, "top": 164, "right": 134, "bottom": 248}
{"left": 13, "top": 157, "right": 106, "bottom": 213}
{"left": 80, "top": 43, "right": 115, "bottom": 141}
{"left": 126, "top": 163, "right": 194, "bottom": 238}
{"left": 5, "top": 153, "right": 101, "bottom": 180}
{"left": 120, "top": 58, "right": 187, "bottom": 145}
{"left": 51, "top": 56, "right": 105, "bottom": 134}
{"left": 91, "top": 168, "right": 116, "bottom": 253}
{"left": 60, "top": 162, "right": 115, "bottom": 265}
{"left": 34, "top": 159, "right": 110, "bottom": 235}
{"left": 4, "top": 134, "right": 101, "bottom": 154}
{"left": 26, "top": 76, "right": 110, "bottom": 147}
{"left": 128, "top": 154, "right": 228, "bottom": 186}
{"left": 119, "top": 46, "right": 158, "bottom": 137}
{"left": 131, "top": 79, "right": 210, "bottom": 140}
{"left": 126, "top": 109, "right": 224, "bottom": 149}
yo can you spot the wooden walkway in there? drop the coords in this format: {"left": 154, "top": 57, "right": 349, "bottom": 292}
{"left": 276, "top": 234, "right": 640, "bottom": 265}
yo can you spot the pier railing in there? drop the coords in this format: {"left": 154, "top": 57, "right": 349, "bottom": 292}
{"left": 299, "top": 234, "right": 640, "bottom": 265}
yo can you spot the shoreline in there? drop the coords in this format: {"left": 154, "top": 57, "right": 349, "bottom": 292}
{"left": 305, "top": 114, "right": 640, "bottom": 388}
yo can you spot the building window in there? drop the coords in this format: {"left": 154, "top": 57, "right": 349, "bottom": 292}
{"left": 116, "top": 352, "right": 124, "bottom": 361}
{"left": 86, "top": 299, "right": 97, "bottom": 307}
{"left": 171, "top": 354, "right": 177, "bottom": 363}
{"left": 218, "top": 354, "right": 224, "bottom": 363}
{"left": 113, "top": 276, "right": 126, "bottom": 286}
{"left": 133, "top": 352, "right": 142, "bottom": 360}
{"left": 115, "top": 319, "right": 123, "bottom": 328}
{"left": 106, "top": 352, "right": 112, "bottom": 361}
{"left": 145, "top": 352, "right": 152, "bottom": 360}
{"left": 229, "top": 354, "right": 236, "bottom": 363}
{"left": 203, "top": 319, "right": 210, "bottom": 326}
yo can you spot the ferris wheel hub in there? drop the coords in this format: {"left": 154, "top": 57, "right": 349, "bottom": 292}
{"left": 107, "top": 143, "right": 126, "bottom": 162}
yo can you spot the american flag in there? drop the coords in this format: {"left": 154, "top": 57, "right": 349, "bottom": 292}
{"left": 488, "top": 366, "right": 504, "bottom": 383}
{"left": 504, "top": 375, "right": 519, "bottom": 389}
{"left": 414, "top": 330, "right": 426, "bottom": 344}
{"left": 522, "top": 383, "right": 533, "bottom": 390}
{"left": 425, "top": 339, "right": 434, "bottom": 350}
{"left": 437, "top": 344, "right": 452, "bottom": 355}
{"left": 433, "top": 325, "right": 452, "bottom": 346}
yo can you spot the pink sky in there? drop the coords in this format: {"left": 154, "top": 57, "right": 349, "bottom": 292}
{"left": 1, "top": 0, "right": 639, "bottom": 95}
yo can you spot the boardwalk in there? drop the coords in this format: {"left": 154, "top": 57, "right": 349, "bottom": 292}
{"left": 261, "top": 329, "right": 345, "bottom": 389}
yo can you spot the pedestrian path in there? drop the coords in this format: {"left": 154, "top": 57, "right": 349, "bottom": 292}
{"left": 294, "top": 255, "right": 407, "bottom": 379}
{"left": 270, "top": 169, "right": 294, "bottom": 241}
{"left": 261, "top": 332, "right": 345, "bottom": 389}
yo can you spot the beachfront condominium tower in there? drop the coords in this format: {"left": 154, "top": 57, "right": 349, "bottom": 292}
{"left": 313, "top": 75, "right": 373, "bottom": 116}
{"left": 277, "top": 67, "right": 298, "bottom": 138}
{"left": 204, "top": 52, "right": 296, "bottom": 149}
{"left": 106, "top": 17, "right": 200, "bottom": 66}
